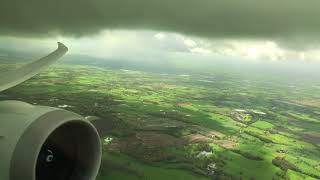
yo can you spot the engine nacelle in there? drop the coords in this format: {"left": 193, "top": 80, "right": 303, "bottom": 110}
{"left": 0, "top": 100, "right": 101, "bottom": 180}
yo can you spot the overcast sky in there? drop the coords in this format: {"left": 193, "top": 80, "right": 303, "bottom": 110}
{"left": 1, "top": 0, "right": 320, "bottom": 62}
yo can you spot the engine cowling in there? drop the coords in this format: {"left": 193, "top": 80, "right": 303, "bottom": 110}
{"left": 0, "top": 100, "right": 101, "bottom": 180}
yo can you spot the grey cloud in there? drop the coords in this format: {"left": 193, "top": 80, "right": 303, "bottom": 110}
{"left": 1, "top": 0, "right": 320, "bottom": 48}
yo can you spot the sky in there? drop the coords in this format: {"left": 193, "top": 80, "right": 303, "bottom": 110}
{"left": 1, "top": 0, "right": 320, "bottom": 63}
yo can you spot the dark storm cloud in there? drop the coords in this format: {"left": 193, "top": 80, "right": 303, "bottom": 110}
{"left": 1, "top": 0, "right": 320, "bottom": 45}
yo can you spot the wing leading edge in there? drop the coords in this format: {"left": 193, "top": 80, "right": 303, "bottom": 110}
{"left": 0, "top": 42, "right": 68, "bottom": 92}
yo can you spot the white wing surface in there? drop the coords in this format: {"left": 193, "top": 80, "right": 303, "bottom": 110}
{"left": 0, "top": 42, "right": 68, "bottom": 92}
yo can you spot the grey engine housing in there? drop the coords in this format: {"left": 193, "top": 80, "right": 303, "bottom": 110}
{"left": 0, "top": 43, "right": 101, "bottom": 180}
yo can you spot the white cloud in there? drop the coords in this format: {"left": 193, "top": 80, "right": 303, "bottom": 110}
{"left": 190, "top": 47, "right": 212, "bottom": 54}
{"left": 175, "top": 35, "right": 197, "bottom": 48}
{"left": 183, "top": 39, "right": 197, "bottom": 48}
{"left": 154, "top": 33, "right": 166, "bottom": 40}
{"left": 208, "top": 40, "right": 296, "bottom": 61}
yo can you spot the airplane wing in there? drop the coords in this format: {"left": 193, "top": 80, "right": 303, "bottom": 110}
{"left": 0, "top": 42, "right": 68, "bottom": 92}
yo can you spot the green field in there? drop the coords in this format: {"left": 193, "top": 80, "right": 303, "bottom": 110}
{"left": 1, "top": 63, "right": 319, "bottom": 180}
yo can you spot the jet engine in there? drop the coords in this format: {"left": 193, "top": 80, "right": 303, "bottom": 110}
{"left": 0, "top": 43, "right": 101, "bottom": 180}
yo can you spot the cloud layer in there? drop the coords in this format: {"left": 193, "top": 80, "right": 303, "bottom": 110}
{"left": 3, "top": 30, "right": 320, "bottom": 62}
{"left": 1, "top": 0, "right": 320, "bottom": 47}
